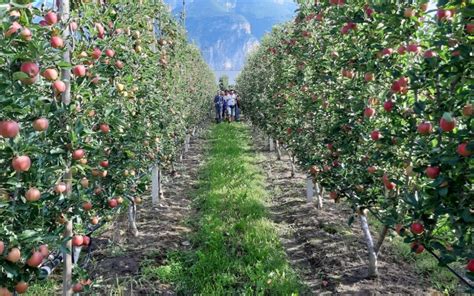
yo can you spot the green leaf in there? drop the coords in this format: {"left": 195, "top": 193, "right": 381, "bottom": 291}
{"left": 12, "top": 71, "right": 29, "bottom": 80}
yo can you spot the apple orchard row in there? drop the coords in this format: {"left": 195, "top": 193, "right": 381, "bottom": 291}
{"left": 238, "top": 0, "right": 473, "bottom": 284}
{"left": 0, "top": 1, "right": 215, "bottom": 295}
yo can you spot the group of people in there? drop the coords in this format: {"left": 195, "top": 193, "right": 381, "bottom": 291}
{"left": 214, "top": 90, "right": 241, "bottom": 123}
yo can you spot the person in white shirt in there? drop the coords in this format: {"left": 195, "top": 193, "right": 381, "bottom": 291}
{"left": 227, "top": 90, "right": 236, "bottom": 122}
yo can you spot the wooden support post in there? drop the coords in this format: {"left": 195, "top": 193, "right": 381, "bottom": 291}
{"left": 128, "top": 202, "right": 138, "bottom": 237}
{"left": 306, "top": 175, "right": 314, "bottom": 202}
{"left": 151, "top": 166, "right": 159, "bottom": 207}
{"left": 276, "top": 140, "right": 282, "bottom": 160}
{"left": 269, "top": 137, "right": 275, "bottom": 152}
{"left": 315, "top": 182, "right": 323, "bottom": 209}
{"left": 360, "top": 214, "right": 378, "bottom": 278}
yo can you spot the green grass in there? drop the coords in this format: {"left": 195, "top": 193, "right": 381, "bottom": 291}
{"left": 158, "top": 123, "right": 305, "bottom": 295}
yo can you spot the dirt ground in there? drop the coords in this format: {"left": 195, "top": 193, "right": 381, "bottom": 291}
{"left": 251, "top": 127, "right": 438, "bottom": 295}
{"left": 87, "top": 123, "right": 440, "bottom": 295}
{"left": 88, "top": 129, "right": 207, "bottom": 295}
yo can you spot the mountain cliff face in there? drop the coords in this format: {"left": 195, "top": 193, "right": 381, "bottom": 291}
{"left": 164, "top": 0, "right": 296, "bottom": 82}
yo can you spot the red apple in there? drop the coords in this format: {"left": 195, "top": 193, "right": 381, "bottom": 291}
{"left": 50, "top": 36, "right": 64, "bottom": 48}
{"left": 99, "top": 160, "right": 109, "bottom": 168}
{"left": 12, "top": 156, "right": 31, "bottom": 172}
{"left": 82, "top": 201, "right": 92, "bottom": 211}
{"left": 457, "top": 143, "right": 472, "bottom": 157}
{"left": 91, "top": 216, "right": 99, "bottom": 225}
{"left": 73, "top": 65, "right": 87, "bottom": 77}
{"left": 391, "top": 81, "right": 402, "bottom": 93}
{"left": 383, "top": 100, "right": 394, "bottom": 112}
{"left": 80, "top": 178, "right": 89, "bottom": 188}
{"left": 0, "top": 120, "right": 20, "bottom": 138}
{"left": 439, "top": 113, "right": 456, "bottom": 132}
{"left": 6, "top": 248, "right": 21, "bottom": 263}
{"left": 0, "top": 241, "right": 4, "bottom": 255}
{"left": 14, "top": 282, "right": 28, "bottom": 294}
{"left": 467, "top": 259, "right": 474, "bottom": 273}
{"left": 370, "top": 130, "right": 381, "bottom": 141}
{"left": 99, "top": 123, "right": 110, "bottom": 133}
{"left": 72, "top": 149, "right": 85, "bottom": 160}
{"left": 82, "top": 236, "right": 90, "bottom": 246}
{"left": 367, "top": 166, "right": 377, "bottom": 174}
{"left": 466, "top": 24, "right": 474, "bottom": 34}
{"left": 20, "top": 28, "right": 32, "bottom": 41}
{"left": 411, "top": 242, "right": 425, "bottom": 254}
{"left": 385, "top": 182, "right": 396, "bottom": 190}
{"left": 54, "top": 182, "right": 67, "bottom": 194}
{"left": 108, "top": 199, "right": 118, "bottom": 208}
{"left": 95, "top": 23, "right": 105, "bottom": 39}
{"left": 364, "top": 72, "right": 374, "bottom": 82}
{"left": 91, "top": 48, "right": 102, "bottom": 60}
{"left": 382, "top": 48, "right": 393, "bottom": 56}
{"left": 437, "top": 9, "right": 452, "bottom": 21}
{"left": 417, "top": 122, "right": 433, "bottom": 135}
{"left": 0, "top": 287, "right": 12, "bottom": 296}
{"left": 72, "top": 283, "right": 83, "bottom": 293}
{"left": 5, "top": 22, "right": 21, "bottom": 38}
{"left": 25, "top": 187, "right": 41, "bottom": 202}
{"left": 20, "top": 62, "right": 40, "bottom": 78}
{"left": 425, "top": 166, "right": 440, "bottom": 179}
{"left": 410, "top": 222, "right": 424, "bottom": 235}
{"left": 404, "top": 7, "right": 416, "bottom": 18}
{"left": 365, "top": 7, "right": 374, "bottom": 17}
{"left": 72, "top": 235, "right": 84, "bottom": 247}
{"left": 26, "top": 251, "right": 43, "bottom": 267}
{"left": 115, "top": 60, "right": 124, "bottom": 69}
{"left": 42, "top": 68, "right": 58, "bottom": 81}
{"left": 397, "top": 45, "right": 406, "bottom": 55}
{"left": 53, "top": 80, "right": 66, "bottom": 93}
{"left": 463, "top": 104, "right": 473, "bottom": 117}
{"left": 105, "top": 49, "right": 115, "bottom": 58}
{"left": 407, "top": 43, "right": 421, "bottom": 53}
{"left": 44, "top": 11, "right": 58, "bottom": 25}
{"left": 39, "top": 245, "right": 49, "bottom": 257}
{"left": 423, "top": 50, "right": 437, "bottom": 58}
{"left": 364, "top": 107, "right": 375, "bottom": 118}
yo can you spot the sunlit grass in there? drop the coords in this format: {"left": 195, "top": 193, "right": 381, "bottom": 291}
{"left": 159, "top": 123, "right": 305, "bottom": 294}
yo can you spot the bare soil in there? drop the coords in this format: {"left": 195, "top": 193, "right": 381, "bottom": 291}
{"left": 251, "top": 127, "right": 439, "bottom": 295}
{"left": 88, "top": 129, "right": 207, "bottom": 295}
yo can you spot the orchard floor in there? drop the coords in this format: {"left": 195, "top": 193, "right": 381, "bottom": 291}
{"left": 89, "top": 121, "right": 440, "bottom": 295}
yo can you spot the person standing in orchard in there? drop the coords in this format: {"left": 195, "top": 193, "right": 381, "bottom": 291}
{"left": 222, "top": 90, "right": 229, "bottom": 121}
{"left": 227, "top": 90, "right": 237, "bottom": 122}
{"left": 214, "top": 91, "right": 224, "bottom": 123}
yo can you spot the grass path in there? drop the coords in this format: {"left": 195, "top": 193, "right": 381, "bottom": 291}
{"left": 160, "top": 123, "right": 305, "bottom": 294}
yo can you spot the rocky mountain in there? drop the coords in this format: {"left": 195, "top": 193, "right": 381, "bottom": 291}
{"left": 163, "top": 0, "right": 297, "bottom": 83}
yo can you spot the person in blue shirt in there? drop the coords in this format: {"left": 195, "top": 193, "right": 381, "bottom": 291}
{"left": 214, "top": 91, "right": 224, "bottom": 123}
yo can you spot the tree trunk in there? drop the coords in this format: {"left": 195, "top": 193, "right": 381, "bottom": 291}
{"left": 59, "top": 0, "right": 72, "bottom": 294}
{"left": 269, "top": 137, "right": 274, "bottom": 152}
{"left": 62, "top": 221, "right": 73, "bottom": 296}
{"left": 359, "top": 214, "right": 378, "bottom": 278}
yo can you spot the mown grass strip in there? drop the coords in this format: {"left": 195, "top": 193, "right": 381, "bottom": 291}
{"left": 157, "top": 123, "right": 304, "bottom": 295}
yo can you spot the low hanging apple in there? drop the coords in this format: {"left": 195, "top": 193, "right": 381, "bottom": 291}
{"left": 0, "top": 120, "right": 20, "bottom": 138}
{"left": 44, "top": 11, "right": 58, "bottom": 25}
{"left": 410, "top": 222, "right": 424, "bottom": 235}
{"left": 12, "top": 156, "right": 31, "bottom": 172}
